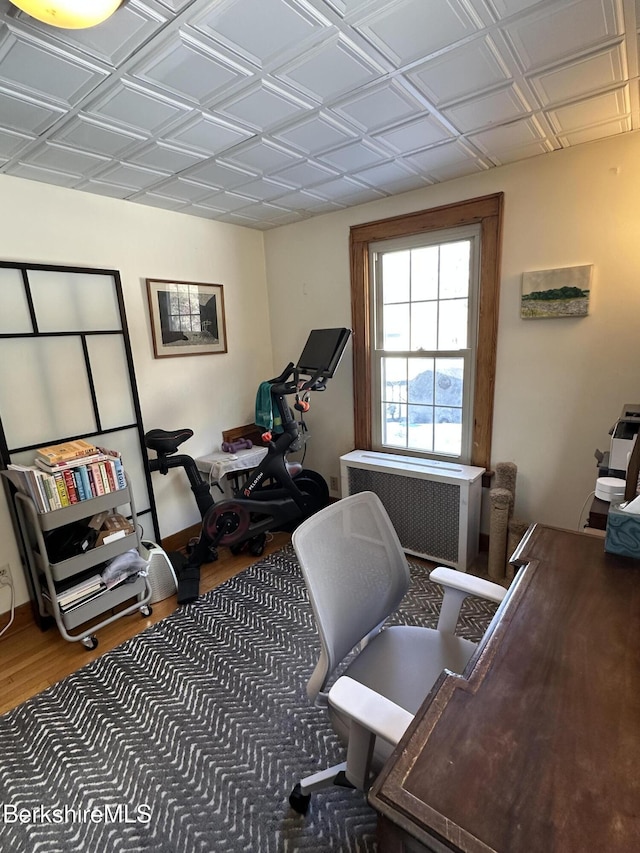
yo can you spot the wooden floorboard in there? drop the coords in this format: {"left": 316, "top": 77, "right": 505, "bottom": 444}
{"left": 0, "top": 532, "right": 291, "bottom": 716}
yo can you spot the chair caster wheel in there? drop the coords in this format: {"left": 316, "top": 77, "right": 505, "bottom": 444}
{"left": 82, "top": 636, "right": 98, "bottom": 650}
{"left": 289, "top": 783, "right": 311, "bottom": 815}
{"left": 140, "top": 604, "right": 153, "bottom": 617}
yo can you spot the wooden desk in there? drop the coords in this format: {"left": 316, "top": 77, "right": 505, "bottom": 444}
{"left": 369, "top": 524, "right": 640, "bottom": 853}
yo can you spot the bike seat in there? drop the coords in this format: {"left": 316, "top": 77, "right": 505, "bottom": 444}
{"left": 145, "top": 428, "right": 193, "bottom": 455}
{"left": 286, "top": 462, "right": 303, "bottom": 477}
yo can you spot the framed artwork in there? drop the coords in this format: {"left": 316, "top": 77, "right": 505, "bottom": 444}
{"left": 520, "top": 265, "right": 592, "bottom": 319}
{"left": 146, "top": 279, "right": 227, "bottom": 358}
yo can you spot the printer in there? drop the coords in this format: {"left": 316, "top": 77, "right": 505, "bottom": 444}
{"left": 609, "top": 403, "right": 640, "bottom": 475}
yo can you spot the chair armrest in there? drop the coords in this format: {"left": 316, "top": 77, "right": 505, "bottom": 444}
{"left": 430, "top": 567, "right": 507, "bottom": 633}
{"left": 328, "top": 676, "right": 413, "bottom": 746}
{"left": 430, "top": 566, "right": 507, "bottom": 604}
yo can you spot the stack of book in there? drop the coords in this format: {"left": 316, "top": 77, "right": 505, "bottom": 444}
{"left": 4, "top": 440, "right": 127, "bottom": 513}
{"left": 41, "top": 572, "right": 105, "bottom": 613}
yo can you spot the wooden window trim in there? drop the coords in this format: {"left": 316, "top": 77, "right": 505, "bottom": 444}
{"left": 349, "top": 192, "right": 503, "bottom": 470}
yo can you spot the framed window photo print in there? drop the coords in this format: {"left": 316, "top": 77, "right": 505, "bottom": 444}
{"left": 146, "top": 279, "right": 227, "bottom": 358}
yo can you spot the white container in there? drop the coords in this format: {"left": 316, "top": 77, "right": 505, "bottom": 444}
{"left": 595, "top": 477, "right": 626, "bottom": 503}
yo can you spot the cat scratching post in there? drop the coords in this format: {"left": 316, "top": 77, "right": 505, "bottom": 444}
{"left": 488, "top": 488, "right": 511, "bottom": 581}
{"left": 488, "top": 462, "right": 518, "bottom": 581}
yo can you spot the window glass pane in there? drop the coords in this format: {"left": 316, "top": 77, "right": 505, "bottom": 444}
{"left": 440, "top": 241, "right": 470, "bottom": 298}
{"left": 438, "top": 299, "right": 468, "bottom": 349}
{"left": 382, "top": 251, "right": 410, "bottom": 303}
{"left": 28, "top": 270, "right": 122, "bottom": 332}
{"left": 381, "top": 357, "right": 406, "bottom": 418}
{"left": 408, "top": 411, "right": 434, "bottom": 452}
{"left": 0, "top": 267, "right": 32, "bottom": 333}
{"left": 407, "top": 358, "right": 434, "bottom": 404}
{"left": 411, "top": 246, "right": 439, "bottom": 301}
{"left": 383, "top": 303, "right": 410, "bottom": 350}
{"left": 434, "top": 407, "right": 462, "bottom": 456}
{"left": 411, "top": 302, "right": 437, "bottom": 351}
{"left": 382, "top": 403, "right": 407, "bottom": 447}
{"left": 435, "top": 358, "right": 464, "bottom": 406}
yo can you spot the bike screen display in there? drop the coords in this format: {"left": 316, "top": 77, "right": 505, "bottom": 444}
{"left": 296, "top": 328, "right": 351, "bottom": 379}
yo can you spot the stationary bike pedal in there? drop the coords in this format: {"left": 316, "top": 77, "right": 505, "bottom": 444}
{"left": 248, "top": 534, "right": 266, "bottom": 557}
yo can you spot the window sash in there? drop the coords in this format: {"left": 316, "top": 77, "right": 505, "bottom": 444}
{"left": 370, "top": 227, "right": 480, "bottom": 462}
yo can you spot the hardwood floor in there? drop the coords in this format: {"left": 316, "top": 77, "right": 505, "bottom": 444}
{"left": 0, "top": 532, "right": 291, "bottom": 716}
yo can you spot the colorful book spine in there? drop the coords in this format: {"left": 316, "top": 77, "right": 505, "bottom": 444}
{"left": 47, "top": 473, "right": 62, "bottom": 510}
{"left": 90, "top": 464, "right": 105, "bottom": 496}
{"left": 37, "top": 472, "right": 56, "bottom": 512}
{"left": 112, "top": 457, "right": 126, "bottom": 490}
{"left": 62, "top": 470, "right": 78, "bottom": 504}
{"left": 104, "top": 460, "right": 116, "bottom": 493}
{"left": 27, "top": 470, "right": 47, "bottom": 513}
{"left": 77, "top": 465, "right": 92, "bottom": 500}
{"left": 72, "top": 468, "right": 86, "bottom": 501}
{"left": 86, "top": 465, "right": 97, "bottom": 497}
{"left": 98, "top": 462, "right": 111, "bottom": 493}
{"left": 54, "top": 472, "right": 70, "bottom": 507}
{"left": 7, "top": 450, "right": 128, "bottom": 513}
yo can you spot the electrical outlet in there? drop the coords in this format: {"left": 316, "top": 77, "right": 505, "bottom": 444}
{"left": 329, "top": 476, "right": 339, "bottom": 492}
{"left": 0, "top": 564, "right": 11, "bottom": 586}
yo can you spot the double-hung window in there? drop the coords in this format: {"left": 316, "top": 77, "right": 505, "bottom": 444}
{"left": 370, "top": 226, "right": 480, "bottom": 462}
{"left": 349, "top": 193, "right": 503, "bottom": 471}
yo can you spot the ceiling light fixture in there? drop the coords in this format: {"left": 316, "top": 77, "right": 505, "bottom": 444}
{"left": 11, "top": 0, "right": 122, "bottom": 29}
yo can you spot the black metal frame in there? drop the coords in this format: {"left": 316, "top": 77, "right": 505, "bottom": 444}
{"left": 0, "top": 261, "right": 161, "bottom": 621}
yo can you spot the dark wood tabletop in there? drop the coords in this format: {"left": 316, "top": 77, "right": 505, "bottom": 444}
{"left": 369, "top": 524, "right": 640, "bottom": 853}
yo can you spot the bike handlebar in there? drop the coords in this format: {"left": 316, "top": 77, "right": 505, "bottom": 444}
{"left": 268, "top": 363, "right": 327, "bottom": 396}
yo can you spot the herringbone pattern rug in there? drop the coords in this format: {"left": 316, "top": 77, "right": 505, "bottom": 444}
{"left": 0, "top": 545, "right": 498, "bottom": 852}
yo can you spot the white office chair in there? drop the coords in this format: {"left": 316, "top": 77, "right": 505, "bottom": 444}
{"left": 288, "top": 490, "right": 507, "bottom": 814}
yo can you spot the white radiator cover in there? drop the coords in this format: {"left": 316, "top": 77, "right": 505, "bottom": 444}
{"left": 340, "top": 450, "right": 485, "bottom": 571}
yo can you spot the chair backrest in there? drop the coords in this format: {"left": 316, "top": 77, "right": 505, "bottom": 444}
{"left": 292, "top": 491, "right": 411, "bottom": 699}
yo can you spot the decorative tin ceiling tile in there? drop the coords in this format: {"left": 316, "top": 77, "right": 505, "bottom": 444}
{"left": 0, "top": 0, "right": 637, "bottom": 228}
{"left": 0, "top": 27, "right": 108, "bottom": 107}
{"left": 331, "top": 80, "right": 425, "bottom": 133}
{"left": 131, "top": 32, "right": 252, "bottom": 105}
{"left": 190, "top": 0, "right": 325, "bottom": 67}
{"left": 355, "top": 0, "right": 481, "bottom": 66}
{"left": 275, "top": 32, "right": 382, "bottom": 102}
{"left": 165, "top": 113, "right": 253, "bottom": 155}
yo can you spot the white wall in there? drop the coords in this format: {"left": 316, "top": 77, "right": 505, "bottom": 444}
{"left": 264, "top": 132, "right": 640, "bottom": 533}
{"left": 3, "top": 131, "right": 640, "bottom": 618}
{"left": 0, "top": 174, "right": 272, "bottom": 611}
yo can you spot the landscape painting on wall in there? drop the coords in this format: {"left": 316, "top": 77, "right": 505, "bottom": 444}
{"left": 521, "top": 265, "right": 592, "bottom": 319}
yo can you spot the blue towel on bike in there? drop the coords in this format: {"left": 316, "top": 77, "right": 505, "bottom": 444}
{"left": 255, "top": 381, "right": 283, "bottom": 434}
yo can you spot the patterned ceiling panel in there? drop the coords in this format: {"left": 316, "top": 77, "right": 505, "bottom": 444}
{"left": 0, "top": 0, "right": 638, "bottom": 229}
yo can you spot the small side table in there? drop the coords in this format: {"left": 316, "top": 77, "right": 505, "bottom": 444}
{"left": 195, "top": 447, "right": 268, "bottom": 495}
{"left": 587, "top": 496, "right": 609, "bottom": 530}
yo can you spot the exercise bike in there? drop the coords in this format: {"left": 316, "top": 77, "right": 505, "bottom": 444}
{"left": 144, "top": 328, "right": 351, "bottom": 603}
